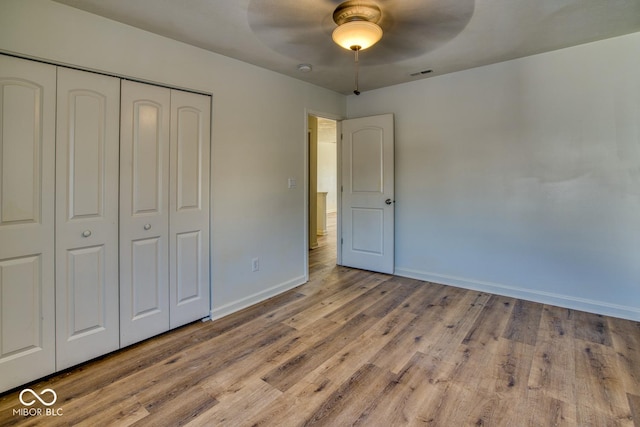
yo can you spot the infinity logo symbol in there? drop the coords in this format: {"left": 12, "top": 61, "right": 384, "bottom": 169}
{"left": 19, "top": 388, "right": 57, "bottom": 407}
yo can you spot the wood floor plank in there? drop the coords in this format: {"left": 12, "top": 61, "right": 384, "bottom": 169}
{"left": 243, "top": 269, "right": 371, "bottom": 328}
{"left": 283, "top": 272, "right": 388, "bottom": 330}
{"left": 200, "top": 317, "right": 340, "bottom": 398}
{"left": 297, "top": 266, "right": 374, "bottom": 298}
{"left": 413, "top": 291, "right": 491, "bottom": 365}
{"left": 493, "top": 338, "right": 535, "bottom": 397}
{"left": 448, "top": 336, "right": 506, "bottom": 396}
{"left": 302, "top": 363, "right": 394, "bottom": 426}
{"left": 324, "top": 278, "right": 404, "bottom": 324}
{"left": 131, "top": 360, "right": 222, "bottom": 420}
{"left": 301, "top": 307, "right": 416, "bottom": 392}
{"left": 186, "top": 378, "right": 281, "bottom": 427}
{"left": 261, "top": 312, "right": 379, "bottom": 392}
{"left": 421, "top": 294, "right": 513, "bottom": 396}
{"left": 76, "top": 401, "right": 151, "bottom": 427}
{"left": 629, "top": 394, "right": 640, "bottom": 427}
{"left": 355, "top": 351, "right": 454, "bottom": 426}
{"left": 462, "top": 294, "right": 515, "bottom": 346}
{"left": 409, "top": 382, "right": 517, "bottom": 426}
{"left": 525, "top": 389, "right": 577, "bottom": 426}
{"left": 528, "top": 305, "right": 577, "bottom": 404}
{"left": 574, "top": 342, "right": 632, "bottom": 421}
{"left": 366, "top": 283, "right": 466, "bottom": 374}
{"left": 576, "top": 402, "right": 634, "bottom": 427}
{"left": 403, "top": 280, "right": 450, "bottom": 315}
{"left": 360, "top": 276, "right": 423, "bottom": 318}
{"left": 502, "top": 298, "right": 544, "bottom": 346}
{"left": 573, "top": 310, "right": 614, "bottom": 347}
{"left": 130, "top": 386, "right": 217, "bottom": 427}
{"left": 207, "top": 290, "right": 306, "bottom": 335}
{"left": 609, "top": 316, "right": 640, "bottom": 396}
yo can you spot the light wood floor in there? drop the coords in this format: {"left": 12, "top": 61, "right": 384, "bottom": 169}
{"left": 1, "top": 212, "right": 639, "bottom": 426}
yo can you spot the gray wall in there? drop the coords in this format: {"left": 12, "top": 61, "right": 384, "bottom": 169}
{"left": 348, "top": 32, "right": 640, "bottom": 320}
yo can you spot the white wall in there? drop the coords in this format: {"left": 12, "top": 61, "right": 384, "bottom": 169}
{"left": 347, "top": 32, "right": 640, "bottom": 321}
{"left": 0, "top": 0, "right": 346, "bottom": 319}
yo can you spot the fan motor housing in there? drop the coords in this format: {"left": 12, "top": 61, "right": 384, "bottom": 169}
{"left": 333, "top": 0, "right": 382, "bottom": 25}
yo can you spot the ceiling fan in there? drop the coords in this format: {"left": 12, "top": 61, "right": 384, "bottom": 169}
{"left": 248, "top": 0, "right": 474, "bottom": 93}
{"left": 331, "top": 1, "right": 384, "bottom": 94}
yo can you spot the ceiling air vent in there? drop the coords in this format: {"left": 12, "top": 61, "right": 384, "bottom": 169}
{"left": 409, "top": 69, "right": 433, "bottom": 77}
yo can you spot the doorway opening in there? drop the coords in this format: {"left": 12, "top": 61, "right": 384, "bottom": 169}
{"left": 308, "top": 115, "right": 338, "bottom": 271}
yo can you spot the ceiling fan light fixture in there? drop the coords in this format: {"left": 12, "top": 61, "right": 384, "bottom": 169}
{"left": 331, "top": 0, "right": 384, "bottom": 95}
{"left": 332, "top": 20, "right": 383, "bottom": 50}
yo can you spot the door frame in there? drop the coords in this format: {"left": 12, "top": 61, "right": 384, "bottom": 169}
{"left": 304, "top": 109, "right": 344, "bottom": 280}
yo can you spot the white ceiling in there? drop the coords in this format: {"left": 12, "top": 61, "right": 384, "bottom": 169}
{"left": 53, "top": 0, "right": 640, "bottom": 95}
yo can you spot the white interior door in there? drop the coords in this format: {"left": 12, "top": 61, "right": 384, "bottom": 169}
{"left": 169, "top": 89, "right": 211, "bottom": 328}
{"left": 120, "top": 80, "right": 170, "bottom": 346}
{"left": 55, "top": 68, "right": 120, "bottom": 369}
{"left": 341, "top": 114, "right": 394, "bottom": 274}
{"left": 0, "top": 55, "right": 56, "bottom": 392}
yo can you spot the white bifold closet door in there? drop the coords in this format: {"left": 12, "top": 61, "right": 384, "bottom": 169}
{"left": 120, "top": 80, "right": 171, "bottom": 347}
{"left": 55, "top": 68, "right": 121, "bottom": 370}
{"left": 0, "top": 56, "right": 211, "bottom": 392}
{"left": 169, "top": 89, "right": 210, "bottom": 329}
{"left": 120, "top": 80, "right": 210, "bottom": 346}
{"left": 0, "top": 55, "right": 56, "bottom": 391}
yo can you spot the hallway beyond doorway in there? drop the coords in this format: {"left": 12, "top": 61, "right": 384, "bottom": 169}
{"left": 309, "top": 212, "right": 336, "bottom": 274}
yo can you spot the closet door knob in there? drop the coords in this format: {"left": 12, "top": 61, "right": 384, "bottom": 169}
{"left": 144, "top": 224, "right": 151, "bottom": 230}
{"left": 82, "top": 230, "right": 92, "bottom": 238}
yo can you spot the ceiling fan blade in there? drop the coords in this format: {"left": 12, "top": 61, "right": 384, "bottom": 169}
{"left": 366, "top": 0, "right": 475, "bottom": 64}
{"left": 248, "top": 0, "right": 344, "bottom": 63}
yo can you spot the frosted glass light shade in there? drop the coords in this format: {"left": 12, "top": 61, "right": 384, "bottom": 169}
{"left": 332, "top": 21, "right": 383, "bottom": 50}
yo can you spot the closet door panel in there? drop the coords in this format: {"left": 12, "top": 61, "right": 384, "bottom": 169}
{"left": 1, "top": 256, "right": 43, "bottom": 353}
{"left": 131, "top": 237, "right": 163, "bottom": 316}
{"left": 0, "top": 55, "right": 56, "bottom": 393}
{"left": 169, "top": 90, "right": 210, "bottom": 328}
{"left": 120, "top": 80, "right": 170, "bottom": 346}
{"left": 55, "top": 68, "right": 120, "bottom": 370}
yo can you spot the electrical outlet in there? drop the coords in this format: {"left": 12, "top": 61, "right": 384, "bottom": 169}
{"left": 251, "top": 257, "right": 260, "bottom": 272}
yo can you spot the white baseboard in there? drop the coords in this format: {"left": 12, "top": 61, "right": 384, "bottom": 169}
{"left": 394, "top": 267, "right": 640, "bottom": 322}
{"left": 210, "top": 275, "right": 307, "bottom": 321}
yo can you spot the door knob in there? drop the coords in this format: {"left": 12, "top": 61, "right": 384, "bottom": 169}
{"left": 144, "top": 224, "right": 151, "bottom": 230}
{"left": 385, "top": 199, "right": 394, "bottom": 205}
{"left": 82, "top": 230, "right": 92, "bottom": 238}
